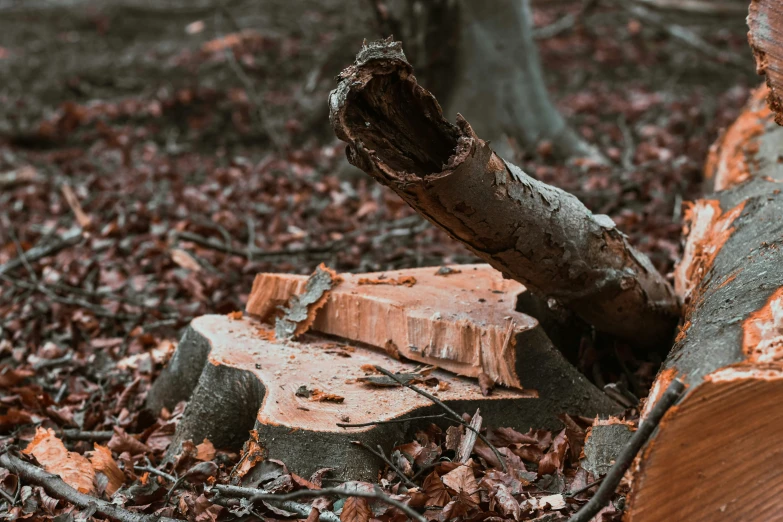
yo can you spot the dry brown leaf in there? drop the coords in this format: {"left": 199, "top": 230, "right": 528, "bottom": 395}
{"left": 107, "top": 427, "right": 150, "bottom": 456}
{"left": 441, "top": 464, "right": 480, "bottom": 503}
{"left": 89, "top": 444, "right": 124, "bottom": 496}
{"left": 23, "top": 428, "right": 95, "bottom": 494}
{"left": 196, "top": 439, "right": 216, "bottom": 461}
{"left": 478, "top": 372, "right": 495, "bottom": 396}
{"left": 309, "top": 389, "right": 345, "bottom": 403}
{"left": 422, "top": 471, "right": 450, "bottom": 507}
{"left": 357, "top": 275, "right": 416, "bottom": 287}
{"left": 227, "top": 310, "right": 243, "bottom": 320}
{"left": 230, "top": 430, "right": 266, "bottom": 481}
{"left": 538, "top": 429, "right": 569, "bottom": 476}
{"left": 340, "top": 496, "right": 371, "bottom": 522}
{"left": 170, "top": 248, "right": 202, "bottom": 272}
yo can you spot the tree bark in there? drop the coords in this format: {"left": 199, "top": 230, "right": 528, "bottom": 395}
{"left": 626, "top": 85, "right": 783, "bottom": 522}
{"left": 748, "top": 0, "right": 783, "bottom": 125}
{"left": 328, "top": 39, "right": 679, "bottom": 347}
{"left": 369, "top": 0, "right": 600, "bottom": 160}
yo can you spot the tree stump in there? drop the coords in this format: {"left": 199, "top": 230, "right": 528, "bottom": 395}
{"left": 626, "top": 85, "right": 783, "bottom": 522}
{"left": 148, "top": 265, "right": 619, "bottom": 480}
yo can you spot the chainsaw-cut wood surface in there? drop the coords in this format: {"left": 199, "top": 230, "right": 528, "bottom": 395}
{"left": 248, "top": 264, "right": 540, "bottom": 389}
{"left": 148, "top": 309, "right": 618, "bottom": 479}
{"left": 627, "top": 85, "right": 783, "bottom": 522}
{"left": 150, "top": 314, "right": 531, "bottom": 479}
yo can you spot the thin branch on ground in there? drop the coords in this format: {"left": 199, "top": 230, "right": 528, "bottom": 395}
{"left": 0, "top": 273, "right": 142, "bottom": 321}
{"left": 566, "top": 476, "right": 605, "bottom": 497}
{"left": 350, "top": 441, "right": 416, "bottom": 488}
{"left": 133, "top": 465, "right": 178, "bottom": 483}
{"left": 0, "top": 228, "right": 83, "bottom": 276}
{"left": 374, "top": 366, "right": 507, "bottom": 472}
{"left": 211, "top": 493, "right": 341, "bottom": 522}
{"left": 616, "top": 2, "right": 747, "bottom": 69}
{"left": 567, "top": 379, "right": 685, "bottom": 522}
{"left": 212, "top": 483, "right": 425, "bottom": 522}
{"left": 534, "top": 0, "right": 598, "bottom": 40}
{"left": 337, "top": 413, "right": 446, "bottom": 428}
{"left": 0, "top": 451, "right": 182, "bottom": 522}
{"left": 174, "top": 230, "right": 332, "bottom": 260}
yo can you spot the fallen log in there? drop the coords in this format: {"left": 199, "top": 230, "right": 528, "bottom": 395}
{"left": 328, "top": 39, "right": 679, "bottom": 348}
{"left": 148, "top": 266, "right": 619, "bottom": 480}
{"left": 749, "top": 0, "right": 783, "bottom": 124}
{"left": 626, "top": 85, "right": 783, "bottom": 522}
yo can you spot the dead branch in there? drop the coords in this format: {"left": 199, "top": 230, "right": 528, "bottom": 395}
{"left": 329, "top": 39, "right": 679, "bottom": 346}
{"left": 0, "top": 451, "right": 182, "bottom": 522}
{"left": 350, "top": 441, "right": 417, "bottom": 488}
{"left": 621, "top": 3, "right": 747, "bottom": 69}
{"left": 336, "top": 413, "right": 447, "bottom": 428}
{"left": 374, "top": 366, "right": 507, "bottom": 472}
{"left": 211, "top": 483, "right": 425, "bottom": 522}
{"left": 568, "top": 379, "right": 684, "bottom": 522}
{"left": 0, "top": 228, "right": 83, "bottom": 276}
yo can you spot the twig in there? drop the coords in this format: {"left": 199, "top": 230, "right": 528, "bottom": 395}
{"left": 0, "top": 451, "right": 182, "bottom": 522}
{"left": 567, "top": 379, "right": 685, "bottom": 522}
{"left": 350, "top": 441, "right": 416, "bottom": 488}
{"left": 456, "top": 409, "right": 482, "bottom": 464}
{"left": 374, "top": 366, "right": 507, "bottom": 472}
{"left": 566, "top": 476, "right": 604, "bottom": 497}
{"left": 534, "top": 0, "right": 598, "bottom": 39}
{"left": 619, "top": 3, "right": 747, "bottom": 70}
{"left": 337, "top": 413, "right": 447, "bottom": 428}
{"left": 1, "top": 213, "right": 38, "bottom": 282}
{"left": 631, "top": 0, "right": 747, "bottom": 16}
{"left": 212, "top": 483, "right": 425, "bottom": 522}
{"left": 59, "top": 429, "right": 114, "bottom": 442}
{"left": 0, "top": 274, "right": 141, "bottom": 321}
{"left": 133, "top": 465, "right": 177, "bottom": 483}
{"left": 211, "top": 493, "right": 341, "bottom": 522}
{"left": 174, "top": 231, "right": 332, "bottom": 260}
{"left": 0, "top": 228, "right": 83, "bottom": 276}
{"left": 0, "top": 484, "right": 15, "bottom": 506}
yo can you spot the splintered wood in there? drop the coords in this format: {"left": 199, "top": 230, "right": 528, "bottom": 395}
{"left": 248, "top": 264, "right": 538, "bottom": 389}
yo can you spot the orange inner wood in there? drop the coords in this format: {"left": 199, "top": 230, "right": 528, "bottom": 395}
{"left": 246, "top": 265, "right": 539, "bottom": 389}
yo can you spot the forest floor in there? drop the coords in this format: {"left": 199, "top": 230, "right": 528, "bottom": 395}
{"left": 0, "top": 1, "right": 760, "bottom": 521}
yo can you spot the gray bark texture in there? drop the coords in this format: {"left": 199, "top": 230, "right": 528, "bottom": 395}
{"left": 328, "top": 39, "right": 680, "bottom": 347}
{"left": 626, "top": 86, "right": 783, "bottom": 522}
{"left": 370, "top": 0, "right": 600, "bottom": 160}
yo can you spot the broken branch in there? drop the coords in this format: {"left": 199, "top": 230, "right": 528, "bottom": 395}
{"left": 0, "top": 451, "right": 181, "bottom": 522}
{"left": 212, "top": 484, "right": 425, "bottom": 522}
{"left": 329, "top": 39, "right": 679, "bottom": 347}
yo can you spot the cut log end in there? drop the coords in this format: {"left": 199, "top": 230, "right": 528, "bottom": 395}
{"left": 628, "top": 85, "right": 783, "bottom": 521}
{"left": 329, "top": 39, "right": 679, "bottom": 348}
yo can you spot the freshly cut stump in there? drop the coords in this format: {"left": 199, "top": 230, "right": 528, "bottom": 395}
{"left": 149, "top": 266, "right": 618, "bottom": 479}
{"left": 627, "top": 85, "right": 783, "bottom": 522}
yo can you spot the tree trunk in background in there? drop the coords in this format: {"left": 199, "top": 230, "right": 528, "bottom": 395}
{"left": 370, "top": 0, "right": 601, "bottom": 160}
{"left": 329, "top": 39, "right": 679, "bottom": 348}
{"left": 626, "top": 85, "right": 783, "bottom": 522}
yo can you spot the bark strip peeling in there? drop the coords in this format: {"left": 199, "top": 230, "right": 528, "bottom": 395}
{"left": 328, "top": 39, "right": 679, "bottom": 346}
